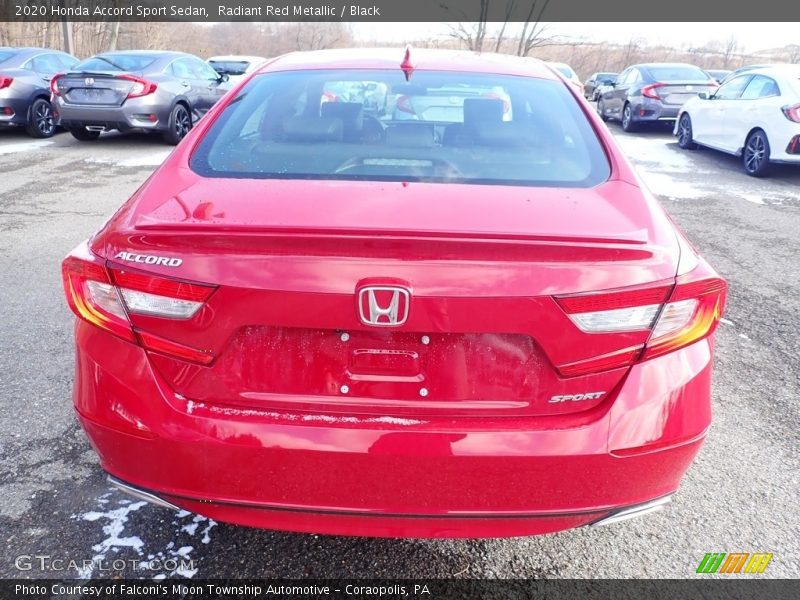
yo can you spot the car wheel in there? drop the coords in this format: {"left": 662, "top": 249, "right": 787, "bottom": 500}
{"left": 163, "top": 104, "right": 192, "bottom": 145}
{"left": 26, "top": 98, "right": 56, "bottom": 138}
{"left": 70, "top": 127, "right": 101, "bottom": 141}
{"left": 677, "top": 113, "right": 698, "bottom": 150}
{"left": 621, "top": 103, "right": 637, "bottom": 132}
{"left": 743, "top": 130, "right": 771, "bottom": 177}
{"left": 597, "top": 99, "right": 608, "bottom": 122}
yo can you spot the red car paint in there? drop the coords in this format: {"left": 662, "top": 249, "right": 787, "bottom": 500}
{"left": 63, "top": 49, "right": 726, "bottom": 538}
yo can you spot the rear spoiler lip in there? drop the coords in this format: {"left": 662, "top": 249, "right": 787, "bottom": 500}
{"left": 131, "top": 220, "right": 651, "bottom": 246}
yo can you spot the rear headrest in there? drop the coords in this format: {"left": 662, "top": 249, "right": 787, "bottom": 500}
{"left": 321, "top": 102, "right": 364, "bottom": 131}
{"left": 471, "top": 121, "right": 530, "bottom": 147}
{"left": 282, "top": 116, "right": 343, "bottom": 142}
{"left": 385, "top": 124, "right": 435, "bottom": 147}
{"left": 463, "top": 98, "right": 504, "bottom": 125}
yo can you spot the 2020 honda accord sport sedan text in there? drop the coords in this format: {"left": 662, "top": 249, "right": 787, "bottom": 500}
{"left": 62, "top": 49, "right": 727, "bottom": 538}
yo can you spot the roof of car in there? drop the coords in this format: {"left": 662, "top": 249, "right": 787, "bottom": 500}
{"left": 0, "top": 46, "right": 67, "bottom": 56}
{"left": 208, "top": 55, "right": 268, "bottom": 62}
{"left": 742, "top": 64, "right": 800, "bottom": 77}
{"left": 100, "top": 50, "right": 186, "bottom": 56}
{"left": 258, "top": 48, "right": 559, "bottom": 80}
{"left": 634, "top": 63, "right": 704, "bottom": 69}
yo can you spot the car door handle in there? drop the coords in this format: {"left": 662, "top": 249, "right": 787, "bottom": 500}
{"left": 180, "top": 81, "right": 191, "bottom": 87}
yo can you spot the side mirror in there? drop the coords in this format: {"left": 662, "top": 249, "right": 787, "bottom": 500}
{"left": 218, "top": 73, "right": 229, "bottom": 83}
{"left": 698, "top": 91, "right": 710, "bottom": 100}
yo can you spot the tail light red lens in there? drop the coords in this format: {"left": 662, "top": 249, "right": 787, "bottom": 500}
{"left": 62, "top": 255, "right": 135, "bottom": 343}
{"left": 62, "top": 248, "right": 217, "bottom": 364}
{"left": 396, "top": 95, "right": 416, "bottom": 114}
{"left": 782, "top": 103, "right": 800, "bottom": 123}
{"left": 0, "top": 75, "right": 13, "bottom": 89}
{"left": 481, "top": 92, "right": 511, "bottom": 114}
{"left": 555, "top": 269, "right": 727, "bottom": 376}
{"left": 642, "top": 83, "right": 665, "bottom": 99}
{"left": 49, "top": 73, "right": 63, "bottom": 96}
{"left": 118, "top": 74, "right": 158, "bottom": 99}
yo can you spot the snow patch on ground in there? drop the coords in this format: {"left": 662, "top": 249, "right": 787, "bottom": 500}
{"left": 0, "top": 139, "right": 54, "bottom": 155}
{"left": 74, "top": 489, "right": 217, "bottom": 579}
{"left": 615, "top": 133, "right": 800, "bottom": 205}
{"left": 85, "top": 149, "right": 170, "bottom": 167}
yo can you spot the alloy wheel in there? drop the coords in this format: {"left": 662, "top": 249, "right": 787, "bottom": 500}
{"left": 744, "top": 133, "right": 766, "bottom": 173}
{"left": 35, "top": 102, "right": 54, "bottom": 136}
{"left": 175, "top": 107, "right": 191, "bottom": 139}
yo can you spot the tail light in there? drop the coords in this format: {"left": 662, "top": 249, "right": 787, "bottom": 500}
{"left": 396, "top": 95, "right": 416, "bottom": 114}
{"left": 50, "top": 73, "right": 63, "bottom": 96}
{"left": 118, "top": 74, "right": 158, "bottom": 99}
{"left": 321, "top": 91, "right": 339, "bottom": 104}
{"left": 782, "top": 103, "right": 800, "bottom": 123}
{"left": 642, "top": 83, "right": 665, "bottom": 99}
{"left": 481, "top": 92, "right": 511, "bottom": 114}
{"left": 0, "top": 75, "right": 13, "bottom": 90}
{"left": 62, "top": 246, "right": 216, "bottom": 365}
{"left": 555, "top": 266, "right": 727, "bottom": 376}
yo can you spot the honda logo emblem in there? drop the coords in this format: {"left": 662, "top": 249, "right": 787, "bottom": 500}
{"left": 358, "top": 286, "right": 410, "bottom": 327}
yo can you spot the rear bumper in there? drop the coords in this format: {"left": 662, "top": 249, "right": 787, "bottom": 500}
{"left": 0, "top": 94, "right": 31, "bottom": 126}
{"left": 73, "top": 321, "right": 714, "bottom": 538}
{"left": 634, "top": 100, "right": 680, "bottom": 122}
{"left": 54, "top": 97, "right": 170, "bottom": 131}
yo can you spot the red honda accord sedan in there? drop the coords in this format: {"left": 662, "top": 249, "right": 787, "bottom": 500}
{"left": 62, "top": 49, "right": 726, "bottom": 538}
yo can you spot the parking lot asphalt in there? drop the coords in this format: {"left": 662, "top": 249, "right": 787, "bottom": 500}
{"left": 1, "top": 121, "right": 798, "bottom": 580}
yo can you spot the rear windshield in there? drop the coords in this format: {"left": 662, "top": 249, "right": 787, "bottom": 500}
{"left": 73, "top": 54, "right": 157, "bottom": 72}
{"left": 0, "top": 50, "right": 17, "bottom": 65}
{"left": 190, "top": 69, "right": 610, "bottom": 187}
{"left": 648, "top": 66, "right": 712, "bottom": 81}
{"left": 209, "top": 60, "right": 250, "bottom": 75}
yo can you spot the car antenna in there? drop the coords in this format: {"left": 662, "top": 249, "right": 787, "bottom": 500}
{"left": 400, "top": 46, "right": 415, "bottom": 81}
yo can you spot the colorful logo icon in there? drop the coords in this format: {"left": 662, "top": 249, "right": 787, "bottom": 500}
{"left": 697, "top": 553, "right": 773, "bottom": 574}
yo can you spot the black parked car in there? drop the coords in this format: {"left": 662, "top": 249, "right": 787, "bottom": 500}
{"left": 597, "top": 63, "right": 718, "bottom": 132}
{"left": 0, "top": 47, "right": 78, "bottom": 137}
{"left": 583, "top": 72, "right": 617, "bottom": 101}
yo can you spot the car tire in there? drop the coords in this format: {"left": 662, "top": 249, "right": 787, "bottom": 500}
{"left": 597, "top": 99, "right": 609, "bottom": 122}
{"left": 677, "top": 113, "right": 698, "bottom": 150}
{"left": 621, "top": 103, "right": 637, "bottom": 132}
{"left": 25, "top": 98, "right": 56, "bottom": 138}
{"left": 70, "top": 127, "right": 101, "bottom": 141}
{"left": 743, "top": 130, "right": 771, "bottom": 177}
{"left": 162, "top": 104, "right": 192, "bottom": 145}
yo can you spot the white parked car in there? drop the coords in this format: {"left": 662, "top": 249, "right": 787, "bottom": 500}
{"left": 675, "top": 65, "right": 800, "bottom": 176}
{"left": 206, "top": 55, "right": 269, "bottom": 89}
{"left": 547, "top": 62, "right": 584, "bottom": 95}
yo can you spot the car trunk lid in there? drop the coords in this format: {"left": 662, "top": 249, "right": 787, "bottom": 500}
{"left": 56, "top": 71, "right": 138, "bottom": 106}
{"left": 97, "top": 177, "right": 679, "bottom": 418}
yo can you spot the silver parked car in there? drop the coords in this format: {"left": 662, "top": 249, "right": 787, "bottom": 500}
{"left": 597, "top": 63, "right": 718, "bottom": 132}
{"left": 53, "top": 50, "right": 228, "bottom": 144}
{"left": 0, "top": 47, "right": 78, "bottom": 137}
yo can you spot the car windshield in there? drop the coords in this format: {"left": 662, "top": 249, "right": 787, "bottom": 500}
{"left": 191, "top": 69, "right": 610, "bottom": 188}
{"left": 648, "top": 66, "right": 712, "bottom": 81}
{"left": 597, "top": 73, "right": 616, "bottom": 80}
{"left": 0, "top": 50, "right": 17, "bottom": 65}
{"left": 209, "top": 60, "right": 251, "bottom": 75}
{"left": 73, "top": 54, "right": 157, "bottom": 72}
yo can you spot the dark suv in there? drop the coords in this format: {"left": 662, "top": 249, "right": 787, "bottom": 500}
{"left": 597, "top": 63, "right": 717, "bottom": 132}
{"left": 0, "top": 47, "right": 78, "bottom": 137}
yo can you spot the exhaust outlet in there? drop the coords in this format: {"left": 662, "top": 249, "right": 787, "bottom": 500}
{"left": 107, "top": 475, "right": 180, "bottom": 511}
{"left": 590, "top": 495, "right": 672, "bottom": 527}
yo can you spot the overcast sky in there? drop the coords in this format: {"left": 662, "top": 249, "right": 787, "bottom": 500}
{"left": 353, "top": 22, "right": 796, "bottom": 54}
